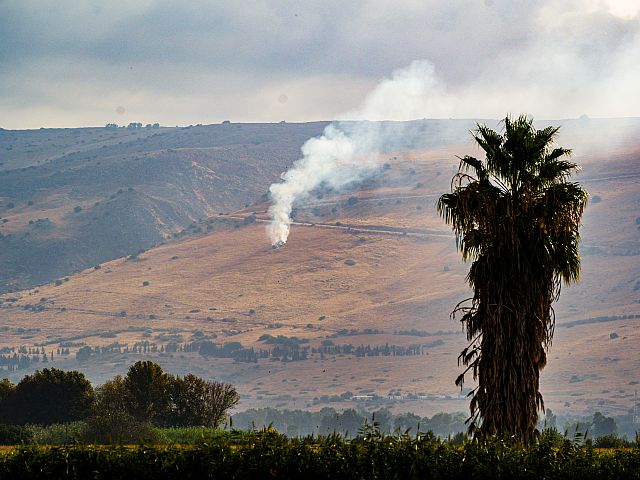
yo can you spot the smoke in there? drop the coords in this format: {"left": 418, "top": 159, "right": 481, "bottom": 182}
{"left": 267, "top": 46, "right": 640, "bottom": 246}
{"left": 267, "top": 60, "right": 445, "bottom": 246}
{"left": 267, "top": 125, "right": 359, "bottom": 245}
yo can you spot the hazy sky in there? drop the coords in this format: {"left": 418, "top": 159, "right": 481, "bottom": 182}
{"left": 1, "top": 0, "right": 639, "bottom": 129}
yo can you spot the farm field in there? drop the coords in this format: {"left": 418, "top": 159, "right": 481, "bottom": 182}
{"left": 0, "top": 434, "right": 638, "bottom": 480}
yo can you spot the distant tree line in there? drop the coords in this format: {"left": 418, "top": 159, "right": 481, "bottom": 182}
{"left": 0, "top": 362, "right": 239, "bottom": 433}
{"left": 231, "top": 407, "right": 468, "bottom": 439}
{"left": 0, "top": 354, "right": 35, "bottom": 371}
{"left": 104, "top": 123, "right": 160, "bottom": 129}
{"left": 195, "top": 340, "right": 430, "bottom": 362}
{"left": 63, "top": 338, "right": 440, "bottom": 365}
{"left": 312, "top": 343, "right": 430, "bottom": 357}
{"left": 231, "top": 407, "right": 630, "bottom": 444}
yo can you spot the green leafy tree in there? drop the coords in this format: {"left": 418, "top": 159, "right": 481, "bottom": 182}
{"left": 168, "top": 374, "right": 207, "bottom": 427}
{"left": 0, "top": 379, "right": 16, "bottom": 423}
{"left": 0, "top": 379, "right": 14, "bottom": 403}
{"left": 168, "top": 374, "right": 239, "bottom": 428}
{"left": 5, "top": 368, "right": 94, "bottom": 425}
{"left": 84, "top": 374, "right": 162, "bottom": 443}
{"left": 123, "top": 361, "right": 170, "bottom": 424}
{"left": 93, "top": 375, "right": 128, "bottom": 417}
{"left": 437, "top": 115, "right": 587, "bottom": 443}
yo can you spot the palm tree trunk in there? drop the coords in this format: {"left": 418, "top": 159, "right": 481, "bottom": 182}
{"left": 473, "top": 274, "right": 550, "bottom": 443}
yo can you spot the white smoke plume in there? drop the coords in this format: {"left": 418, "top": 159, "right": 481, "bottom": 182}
{"left": 267, "top": 60, "right": 443, "bottom": 246}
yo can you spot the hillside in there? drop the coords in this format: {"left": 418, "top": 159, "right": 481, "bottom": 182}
{"left": 0, "top": 118, "right": 638, "bottom": 420}
{"left": 0, "top": 122, "right": 329, "bottom": 292}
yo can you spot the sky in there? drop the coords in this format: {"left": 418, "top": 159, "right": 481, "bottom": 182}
{"left": 1, "top": 0, "right": 639, "bottom": 129}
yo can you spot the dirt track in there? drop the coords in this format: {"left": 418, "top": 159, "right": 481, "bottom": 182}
{"left": 221, "top": 214, "right": 452, "bottom": 240}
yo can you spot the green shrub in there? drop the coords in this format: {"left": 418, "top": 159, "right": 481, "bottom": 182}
{"left": 155, "top": 426, "right": 229, "bottom": 444}
{"left": 25, "top": 422, "right": 83, "bottom": 444}
{"left": 0, "top": 424, "right": 31, "bottom": 445}
{"left": 81, "top": 412, "right": 162, "bottom": 444}
{"left": 538, "top": 427, "right": 566, "bottom": 448}
{"left": 593, "top": 434, "right": 632, "bottom": 448}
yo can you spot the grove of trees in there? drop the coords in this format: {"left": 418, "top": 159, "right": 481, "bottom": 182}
{"left": 0, "top": 362, "right": 239, "bottom": 433}
{"left": 231, "top": 407, "right": 468, "bottom": 439}
{"left": 0, "top": 369, "right": 93, "bottom": 425}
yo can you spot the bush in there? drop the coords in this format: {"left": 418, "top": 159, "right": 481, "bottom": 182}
{"left": 593, "top": 434, "right": 632, "bottom": 448}
{"left": 538, "top": 427, "right": 566, "bottom": 449}
{"left": 26, "top": 422, "right": 83, "bottom": 444}
{"left": 0, "top": 424, "right": 31, "bottom": 445}
{"left": 81, "top": 412, "right": 161, "bottom": 444}
{"left": 156, "top": 426, "right": 227, "bottom": 444}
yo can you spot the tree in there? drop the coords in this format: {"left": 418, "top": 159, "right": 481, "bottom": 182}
{"left": 424, "top": 412, "right": 468, "bottom": 438}
{"left": 0, "top": 379, "right": 14, "bottom": 404}
{"left": 123, "top": 361, "right": 170, "bottom": 424}
{"left": 437, "top": 115, "right": 587, "bottom": 443}
{"left": 592, "top": 411, "right": 617, "bottom": 437}
{"left": 84, "top": 375, "right": 159, "bottom": 443}
{"left": 168, "top": 374, "right": 207, "bottom": 427}
{"left": 0, "top": 379, "right": 15, "bottom": 423}
{"left": 543, "top": 408, "right": 557, "bottom": 430}
{"left": 320, "top": 409, "right": 364, "bottom": 437}
{"left": 200, "top": 379, "right": 240, "bottom": 428}
{"left": 93, "top": 375, "right": 128, "bottom": 417}
{"left": 393, "top": 412, "right": 422, "bottom": 434}
{"left": 4, "top": 368, "right": 94, "bottom": 425}
{"left": 168, "top": 374, "right": 239, "bottom": 428}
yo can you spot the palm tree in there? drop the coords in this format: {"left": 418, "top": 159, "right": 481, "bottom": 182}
{"left": 437, "top": 115, "right": 588, "bottom": 443}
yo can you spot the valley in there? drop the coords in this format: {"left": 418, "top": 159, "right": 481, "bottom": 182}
{"left": 0, "top": 119, "right": 639, "bottom": 423}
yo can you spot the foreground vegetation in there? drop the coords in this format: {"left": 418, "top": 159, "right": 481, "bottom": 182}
{"left": 0, "top": 362, "right": 239, "bottom": 444}
{"left": 0, "top": 429, "right": 638, "bottom": 479}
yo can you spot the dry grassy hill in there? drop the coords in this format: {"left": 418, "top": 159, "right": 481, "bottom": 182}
{"left": 0, "top": 120, "right": 638, "bottom": 419}
{"left": 0, "top": 122, "right": 330, "bottom": 292}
